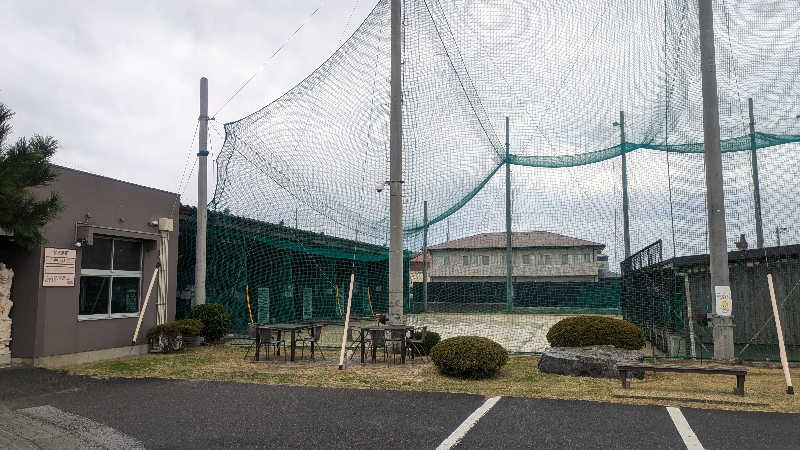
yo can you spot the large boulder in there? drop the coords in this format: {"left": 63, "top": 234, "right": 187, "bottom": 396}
{"left": 538, "top": 345, "right": 645, "bottom": 379}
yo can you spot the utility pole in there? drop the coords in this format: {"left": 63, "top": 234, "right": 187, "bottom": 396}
{"left": 422, "top": 201, "right": 428, "bottom": 313}
{"left": 505, "top": 117, "right": 513, "bottom": 314}
{"left": 388, "top": 0, "right": 403, "bottom": 325}
{"left": 195, "top": 77, "right": 209, "bottom": 306}
{"left": 615, "top": 111, "right": 631, "bottom": 259}
{"left": 748, "top": 98, "right": 764, "bottom": 249}
{"left": 698, "top": 0, "right": 734, "bottom": 360}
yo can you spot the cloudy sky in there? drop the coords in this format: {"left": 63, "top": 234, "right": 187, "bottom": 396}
{"left": 1, "top": 0, "right": 375, "bottom": 206}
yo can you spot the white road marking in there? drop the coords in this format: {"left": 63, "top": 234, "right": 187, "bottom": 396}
{"left": 436, "top": 396, "right": 501, "bottom": 450}
{"left": 18, "top": 405, "right": 145, "bottom": 449}
{"left": 666, "top": 406, "right": 705, "bottom": 450}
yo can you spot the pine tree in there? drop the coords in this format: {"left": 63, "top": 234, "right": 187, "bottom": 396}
{"left": 0, "top": 103, "right": 63, "bottom": 250}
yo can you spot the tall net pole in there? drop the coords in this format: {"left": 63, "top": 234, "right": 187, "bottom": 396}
{"left": 388, "top": 0, "right": 403, "bottom": 324}
{"left": 195, "top": 77, "right": 209, "bottom": 306}
{"left": 619, "top": 111, "right": 631, "bottom": 259}
{"left": 505, "top": 117, "right": 513, "bottom": 314}
{"left": 698, "top": 0, "right": 734, "bottom": 360}
{"left": 748, "top": 98, "right": 764, "bottom": 249}
{"left": 422, "top": 200, "right": 428, "bottom": 313}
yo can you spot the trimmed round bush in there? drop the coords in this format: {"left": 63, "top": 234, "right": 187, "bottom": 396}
{"left": 546, "top": 315, "right": 645, "bottom": 350}
{"left": 188, "top": 303, "right": 231, "bottom": 343}
{"left": 430, "top": 336, "right": 508, "bottom": 379}
{"left": 411, "top": 329, "right": 441, "bottom": 356}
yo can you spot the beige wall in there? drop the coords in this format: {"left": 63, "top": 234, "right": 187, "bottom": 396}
{"left": 428, "top": 247, "right": 602, "bottom": 282}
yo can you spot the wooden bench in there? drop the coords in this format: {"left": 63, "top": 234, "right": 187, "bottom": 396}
{"left": 616, "top": 363, "right": 748, "bottom": 396}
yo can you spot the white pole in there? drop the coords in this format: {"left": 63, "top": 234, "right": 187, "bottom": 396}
{"left": 195, "top": 77, "right": 209, "bottom": 305}
{"left": 683, "top": 274, "right": 697, "bottom": 359}
{"left": 767, "top": 274, "right": 794, "bottom": 395}
{"left": 698, "top": 0, "right": 734, "bottom": 360}
{"left": 338, "top": 272, "right": 355, "bottom": 370}
{"left": 388, "top": 0, "right": 403, "bottom": 325}
{"left": 132, "top": 265, "right": 161, "bottom": 344}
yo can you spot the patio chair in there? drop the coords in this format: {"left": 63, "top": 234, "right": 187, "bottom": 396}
{"left": 406, "top": 326, "right": 427, "bottom": 362}
{"left": 367, "top": 329, "right": 388, "bottom": 364}
{"left": 346, "top": 326, "right": 366, "bottom": 360}
{"left": 384, "top": 328, "right": 406, "bottom": 365}
{"left": 298, "top": 325, "right": 325, "bottom": 360}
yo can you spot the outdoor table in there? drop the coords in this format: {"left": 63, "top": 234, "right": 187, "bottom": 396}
{"left": 255, "top": 323, "right": 324, "bottom": 362}
{"left": 359, "top": 325, "right": 415, "bottom": 364}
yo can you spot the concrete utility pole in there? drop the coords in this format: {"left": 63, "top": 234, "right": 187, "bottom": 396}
{"left": 748, "top": 98, "right": 764, "bottom": 249}
{"left": 422, "top": 201, "right": 428, "bottom": 313}
{"left": 505, "top": 117, "right": 513, "bottom": 314}
{"left": 388, "top": 0, "right": 403, "bottom": 325}
{"left": 195, "top": 77, "right": 209, "bottom": 306}
{"left": 616, "top": 111, "right": 631, "bottom": 259}
{"left": 698, "top": 0, "right": 734, "bottom": 360}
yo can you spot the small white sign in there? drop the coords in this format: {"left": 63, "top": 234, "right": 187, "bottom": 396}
{"left": 43, "top": 248, "right": 76, "bottom": 287}
{"left": 715, "top": 285, "right": 732, "bottom": 317}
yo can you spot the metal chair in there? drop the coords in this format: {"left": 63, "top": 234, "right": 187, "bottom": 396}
{"left": 299, "top": 325, "right": 325, "bottom": 360}
{"left": 385, "top": 328, "right": 406, "bottom": 365}
{"left": 406, "top": 326, "right": 427, "bottom": 362}
{"left": 346, "top": 326, "right": 365, "bottom": 360}
{"left": 367, "top": 329, "right": 388, "bottom": 364}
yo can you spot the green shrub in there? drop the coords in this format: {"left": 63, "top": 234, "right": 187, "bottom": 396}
{"left": 411, "top": 329, "right": 441, "bottom": 356}
{"left": 145, "top": 319, "right": 205, "bottom": 339}
{"left": 430, "top": 336, "right": 508, "bottom": 379}
{"left": 188, "top": 303, "right": 231, "bottom": 343}
{"left": 545, "top": 315, "right": 645, "bottom": 350}
{"left": 176, "top": 319, "right": 204, "bottom": 336}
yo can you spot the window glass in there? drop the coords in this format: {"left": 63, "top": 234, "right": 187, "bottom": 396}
{"left": 540, "top": 254, "right": 552, "bottom": 265}
{"left": 113, "top": 240, "right": 141, "bottom": 271}
{"left": 481, "top": 255, "right": 490, "bottom": 265}
{"left": 463, "top": 255, "right": 471, "bottom": 266}
{"left": 585, "top": 253, "right": 592, "bottom": 263}
{"left": 111, "top": 277, "right": 140, "bottom": 313}
{"left": 79, "top": 276, "right": 110, "bottom": 315}
{"left": 522, "top": 254, "right": 531, "bottom": 265}
{"left": 81, "top": 238, "right": 112, "bottom": 269}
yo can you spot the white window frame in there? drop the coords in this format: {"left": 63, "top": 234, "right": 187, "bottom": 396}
{"left": 540, "top": 254, "right": 552, "bottom": 265}
{"left": 78, "top": 237, "right": 143, "bottom": 321}
{"left": 437, "top": 255, "right": 451, "bottom": 266}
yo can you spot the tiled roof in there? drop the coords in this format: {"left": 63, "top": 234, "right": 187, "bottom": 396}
{"left": 428, "top": 231, "right": 604, "bottom": 250}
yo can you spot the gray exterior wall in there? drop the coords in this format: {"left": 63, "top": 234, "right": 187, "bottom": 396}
{"left": 428, "top": 247, "right": 602, "bottom": 282}
{"left": 4, "top": 166, "right": 179, "bottom": 359}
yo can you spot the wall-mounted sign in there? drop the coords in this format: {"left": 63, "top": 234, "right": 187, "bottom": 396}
{"left": 43, "top": 248, "right": 76, "bottom": 287}
{"left": 715, "top": 285, "right": 732, "bottom": 317}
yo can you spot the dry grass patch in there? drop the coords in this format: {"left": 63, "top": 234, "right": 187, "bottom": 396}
{"left": 67, "top": 345, "right": 800, "bottom": 414}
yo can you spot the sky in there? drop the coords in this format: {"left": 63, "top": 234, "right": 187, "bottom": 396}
{"left": 0, "top": 0, "right": 375, "bottom": 206}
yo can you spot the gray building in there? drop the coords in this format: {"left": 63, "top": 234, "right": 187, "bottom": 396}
{"left": 0, "top": 166, "right": 179, "bottom": 367}
{"left": 426, "top": 231, "right": 606, "bottom": 283}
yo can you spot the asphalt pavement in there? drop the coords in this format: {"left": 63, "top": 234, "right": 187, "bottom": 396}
{"left": 1, "top": 366, "right": 798, "bottom": 449}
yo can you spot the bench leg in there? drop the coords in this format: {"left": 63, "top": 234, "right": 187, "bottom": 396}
{"left": 619, "top": 370, "right": 629, "bottom": 389}
{"left": 736, "top": 375, "right": 745, "bottom": 396}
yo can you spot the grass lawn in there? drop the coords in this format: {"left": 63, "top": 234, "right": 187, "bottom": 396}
{"left": 67, "top": 344, "right": 800, "bottom": 414}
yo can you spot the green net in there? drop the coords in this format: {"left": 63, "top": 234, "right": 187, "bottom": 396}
{"left": 177, "top": 0, "right": 800, "bottom": 358}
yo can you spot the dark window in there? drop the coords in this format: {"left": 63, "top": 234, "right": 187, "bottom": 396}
{"left": 79, "top": 237, "right": 142, "bottom": 318}
{"left": 81, "top": 238, "right": 112, "bottom": 269}
{"left": 113, "top": 240, "right": 142, "bottom": 271}
{"left": 80, "top": 276, "right": 110, "bottom": 315}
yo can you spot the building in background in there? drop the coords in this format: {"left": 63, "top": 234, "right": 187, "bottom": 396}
{"left": 425, "top": 231, "right": 606, "bottom": 283}
{"left": 0, "top": 166, "right": 178, "bottom": 367}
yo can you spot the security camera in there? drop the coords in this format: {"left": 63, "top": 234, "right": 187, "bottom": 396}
{"left": 376, "top": 181, "right": 386, "bottom": 193}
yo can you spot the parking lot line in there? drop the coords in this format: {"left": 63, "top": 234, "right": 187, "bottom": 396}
{"left": 437, "top": 396, "right": 502, "bottom": 450}
{"left": 667, "top": 406, "right": 705, "bottom": 450}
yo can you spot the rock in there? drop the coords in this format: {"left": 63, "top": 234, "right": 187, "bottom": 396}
{"left": 538, "top": 345, "right": 645, "bottom": 379}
